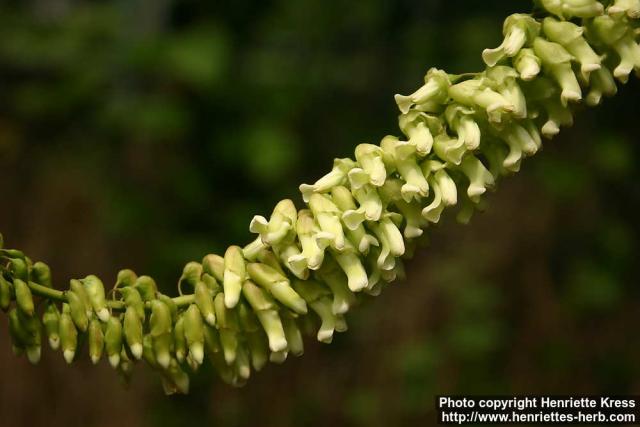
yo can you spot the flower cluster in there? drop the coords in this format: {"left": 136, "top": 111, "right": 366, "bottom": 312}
{"left": 1, "top": 0, "right": 638, "bottom": 394}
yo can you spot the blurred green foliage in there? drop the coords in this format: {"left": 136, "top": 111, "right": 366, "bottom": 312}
{"left": 0, "top": 1, "right": 639, "bottom": 426}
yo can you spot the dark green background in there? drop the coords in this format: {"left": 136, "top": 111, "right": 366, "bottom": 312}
{"left": 0, "top": 1, "right": 638, "bottom": 426}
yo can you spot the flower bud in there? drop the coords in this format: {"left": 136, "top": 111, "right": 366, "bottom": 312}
{"left": 281, "top": 312, "right": 304, "bottom": 356}
{"left": 242, "top": 281, "right": 287, "bottom": 352}
{"left": 105, "top": 316, "right": 123, "bottom": 368}
{"left": 482, "top": 14, "right": 541, "bottom": 66}
{"left": 245, "top": 329, "right": 269, "bottom": 371}
{"left": 161, "top": 359, "right": 190, "bottom": 395}
{"left": 588, "top": 15, "right": 640, "bottom": 83}
{"left": 460, "top": 154, "right": 496, "bottom": 201}
{"left": 351, "top": 185, "right": 384, "bottom": 221}
{"left": 82, "top": 275, "right": 110, "bottom": 322}
{"left": 381, "top": 136, "right": 429, "bottom": 201}
{"left": 120, "top": 287, "right": 145, "bottom": 322}
{"left": 395, "top": 198, "right": 426, "bottom": 239}
{"left": 299, "top": 158, "right": 357, "bottom": 202}
{"left": 514, "top": 48, "right": 541, "bottom": 80}
{"left": 150, "top": 299, "right": 172, "bottom": 337}
{"left": 178, "top": 262, "right": 202, "bottom": 292}
{"left": 214, "top": 293, "right": 239, "bottom": 365}
{"left": 173, "top": 315, "right": 187, "bottom": 362}
{"left": 352, "top": 144, "right": 387, "bottom": 187}
{"left": 445, "top": 104, "right": 481, "bottom": 150}
{"left": 116, "top": 269, "right": 137, "bottom": 288}
{"left": 42, "top": 301, "right": 61, "bottom": 349}
{"left": 184, "top": 304, "right": 205, "bottom": 364}
{"left": 0, "top": 274, "right": 11, "bottom": 311}
{"left": 223, "top": 245, "right": 246, "bottom": 308}
{"left": 69, "top": 278, "right": 92, "bottom": 316}
{"left": 448, "top": 78, "right": 514, "bottom": 123}
{"left": 124, "top": 305, "right": 143, "bottom": 359}
{"left": 308, "top": 194, "right": 346, "bottom": 251}
{"left": 88, "top": 318, "right": 104, "bottom": 364}
{"left": 422, "top": 166, "right": 458, "bottom": 223}
{"left": 247, "top": 263, "right": 307, "bottom": 314}
{"left": 250, "top": 199, "right": 297, "bottom": 245}
{"left": 540, "top": 0, "right": 604, "bottom": 18}
{"left": 32, "top": 262, "right": 52, "bottom": 288}
{"left": 65, "top": 290, "right": 89, "bottom": 332}
{"left": 394, "top": 68, "right": 450, "bottom": 114}
{"left": 608, "top": 0, "right": 640, "bottom": 18}
{"left": 14, "top": 278, "right": 34, "bottom": 317}
{"left": 331, "top": 250, "right": 368, "bottom": 292}
{"left": 543, "top": 17, "right": 601, "bottom": 79}
{"left": 134, "top": 275, "right": 158, "bottom": 301}
{"left": 153, "top": 333, "right": 173, "bottom": 369}
{"left": 234, "top": 342, "right": 252, "bottom": 380}
{"left": 9, "top": 258, "right": 29, "bottom": 281}
{"left": 202, "top": 254, "right": 225, "bottom": 282}
{"left": 194, "top": 280, "right": 216, "bottom": 325}
{"left": 293, "top": 209, "right": 327, "bottom": 270}
{"left": 315, "top": 257, "right": 357, "bottom": 315}
{"left": 203, "top": 323, "right": 221, "bottom": 354}
{"left": 533, "top": 37, "right": 582, "bottom": 105}
{"left": 59, "top": 305, "right": 78, "bottom": 364}
{"left": 586, "top": 67, "right": 618, "bottom": 106}
{"left": 8, "top": 308, "right": 27, "bottom": 356}
{"left": 397, "top": 111, "right": 436, "bottom": 156}
{"left": 433, "top": 133, "right": 467, "bottom": 166}
{"left": 294, "top": 281, "right": 336, "bottom": 343}
{"left": 331, "top": 187, "right": 379, "bottom": 253}
{"left": 485, "top": 66, "right": 528, "bottom": 119}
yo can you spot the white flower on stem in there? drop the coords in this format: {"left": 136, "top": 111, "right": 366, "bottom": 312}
{"left": 299, "top": 158, "right": 357, "bottom": 202}
{"left": 533, "top": 37, "right": 582, "bottom": 105}
{"left": 482, "top": 14, "right": 541, "bottom": 66}
{"left": 394, "top": 68, "right": 451, "bottom": 114}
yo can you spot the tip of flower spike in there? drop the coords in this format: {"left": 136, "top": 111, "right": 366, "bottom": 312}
{"left": 176, "top": 350, "right": 185, "bottom": 363}
{"left": 63, "top": 350, "right": 75, "bottom": 364}
{"left": 97, "top": 308, "right": 110, "bottom": 323}
{"left": 130, "top": 343, "right": 143, "bottom": 360}
{"left": 91, "top": 354, "right": 101, "bottom": 365}
{"left": 27, "top": 347, "right": 41, "bottom": 364}
{"left": 109, "top": 354, "right": 121, "bottom": 368}
{"left": 49, "top": 336, "right": 60, "bottom": 350}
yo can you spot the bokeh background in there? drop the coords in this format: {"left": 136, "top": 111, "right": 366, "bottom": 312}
{"left": 0, "top": 0, "right": 639, "bottom": 426}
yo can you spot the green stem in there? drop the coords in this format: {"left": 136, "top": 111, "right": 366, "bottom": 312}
{"left": 27, "top": 281, "right": 195, "bottom": 312}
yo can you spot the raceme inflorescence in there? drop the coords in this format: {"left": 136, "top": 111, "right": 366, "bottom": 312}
{"left": 1, "top": 0, "right": 638, "bottom": 394}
